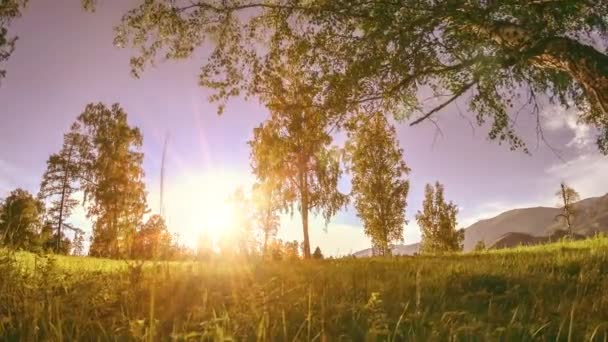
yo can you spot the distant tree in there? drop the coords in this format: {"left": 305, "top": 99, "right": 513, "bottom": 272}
{"left": 0, "top": 188, "right": 44, "bottom": 250}
{"left": 416, "top": 182, "right": 464, "bottom": 254}
{"left": 347, "top": 113, "right": 410, "bottom": 256}
{"left": 252, "top": 182, "right": 280, "bottom": 256}
{"left": 249, "top": 70, "right": 348, "bottom": 258}
{"left": 39, "top": 221, "right": 72, "bottom": 254}
{"left": 267, "top": 239, "right": 284, "bottom": 261}
{"left": 555, "top": 182, "right": 580, "bottom": 238}
{"left": 221, "top": 187, "right": 258, "bottom": 257}
{"left": 0, "top": 0, "right": 27, "bottom": 83}
{"left": 312, "top": 246, "right": 324, "bottom": 260}
{"left": 71, "top": 103, "right": 147, "bottom": 259}
{"left": 39, "top": 131, "right": 84, "bottom": 253}
{"left": 72, "top": 229, "right": 85, "bottom": 256}
{"left": 131, "top": 215, "right": 173, "bottom": 260}
{"left": 283, "top": 240, "right": 300, "bottom": 261}
{"left": 474, "top": 240, "right": 486, "bottom": 252}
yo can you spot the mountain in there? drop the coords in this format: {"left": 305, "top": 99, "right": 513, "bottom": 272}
{"left": 353, "top": 193, "right": 608, "bottom": 256}
{"left": 464, "top": 193, "right": 608, "bottom": 250}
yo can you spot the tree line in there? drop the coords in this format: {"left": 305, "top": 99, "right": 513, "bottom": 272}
{"left": 0, "top": 103, "right": 581, "bottom": 260}
{"left": 2, "top": 0, "right": 596, "bottom": 259}
{"left": 0, "top": 99, "right": 466, "bottom": 259}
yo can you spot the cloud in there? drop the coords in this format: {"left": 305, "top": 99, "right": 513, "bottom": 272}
{"left": 543, "top": 104, "right": 594, "bottom": 149}
{"left": 544, "top": 153, "right": 608, "bottom": 199}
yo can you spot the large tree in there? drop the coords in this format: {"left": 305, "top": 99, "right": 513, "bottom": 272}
{"left": 0, "top": 0, "right": 26, "bottom": 83}
{"left": 347, "top": 113, "right": 410, "bottom": 256}
{"left": 0, "top": 188, "right": 44, "bottom": 250}
{"left": 416, "top": 182, "right": 463, "bottom": 254}
{"left": 108, "top": 0, "right": 608, "bottom": 153}
{"left": 73, "top": 103, "right": 148, "bottom": 259}
{"left": 249, "top": 71, "right": 348, "bottom": 258}
{"left": 39, "top": 131, "right": 84, "bottom": 253}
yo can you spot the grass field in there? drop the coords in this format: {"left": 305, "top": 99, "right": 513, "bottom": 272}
{"left": 1, "top": 237, "right": 608, "bottom": 341}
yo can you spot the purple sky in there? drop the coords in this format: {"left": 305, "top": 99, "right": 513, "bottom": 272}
{"left": 1, "top": 1, "right": 607, "bottom": 255}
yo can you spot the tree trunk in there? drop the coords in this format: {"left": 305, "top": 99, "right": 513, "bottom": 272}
{"left": 56, "top": 145, "right": 74, "bottom": 252}
{"left": 300, "top": 171, "right": 311, "bottom": 259}
{"left": 529, "top": 37, "right": 608, "bottom": 116}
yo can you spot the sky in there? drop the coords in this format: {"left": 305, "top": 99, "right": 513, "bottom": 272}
{"left": 1, "top": 1, "right": 608, "bottom": 256}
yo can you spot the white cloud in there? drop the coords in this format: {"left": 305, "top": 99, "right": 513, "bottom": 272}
{"left": 544, "top": 153, "right": 608, "bottom": 199}
{"left": 543, "top": 104, "right": 594, "bottom": 149}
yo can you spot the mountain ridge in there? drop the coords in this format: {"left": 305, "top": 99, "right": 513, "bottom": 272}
{"left": 353, "top": 193, "right": 608, "bottom": 256}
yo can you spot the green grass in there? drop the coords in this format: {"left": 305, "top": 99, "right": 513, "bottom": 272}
{"left": 1, "top": 237, "right": 608, "bottom": 341}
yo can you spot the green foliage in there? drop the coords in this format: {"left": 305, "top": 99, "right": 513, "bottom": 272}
{"left": 474, "top": 240, "right": 487, "bottom": 252}
{"left": 131, "top": 215, "right": 174, "bottom": 260}
{"left": 0, "top": 188, "right": 44, "bottom": 250}
{"left": 72, "top": 229, "right": 85, "bottom": 256}
{"left": 2, "top": 237, "right": 608, "bottom": 340}
{"left": 39, "top": 221, "right": 72, "bottom": 254}
{"left": 70, "top": 103, "right": 147, "bottom": 259}
{"left": 111, "top": 0, "right": 608, "bottom": 153}
{"left": 39, "top": 131, "right": 84, "bottom": 253}
{"left": 0, "top": 0, "right": 27, "bottom": 82}
{"left": 417, "top": 182, "right": 464, "bottom": 254}
{"left": 249, "top": 72, "right": 348, "bottom": 258}
{"left": 347, "top": 113, "right": 410, "bottom": 256}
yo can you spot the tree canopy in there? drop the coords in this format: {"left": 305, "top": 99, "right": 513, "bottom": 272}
{"left": 416, "top": 182, "right": 463, "bottom": 254}
{"left": 72, "top": 103, "right": 148, "bottom": 259}
{"left": 0, "top": 188, "right": 44, "bottom": 250}
{"left": 132, "top": 214, "right": 174, "bottom": 260}
{"left": 347, "top": 113, "right": 410, "bottom": 256}
{"left": 108, "top": 0, "right": 608, "bottom": 154}
{"left": 0, "top": 0, "right": 26, "bottom": 83}
{"left": 249, "top": 73, "right": 348, "bottom": 258}
{"left": 39, "top": 131, "right": 84, "bottom": 253}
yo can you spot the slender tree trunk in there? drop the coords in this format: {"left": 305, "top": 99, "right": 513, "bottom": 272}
{"left": 561, "top": 183, "right": 572, "bottom": 237}
{"left": 300, "top": 170, "right": 311, "bottom": 259}
{"left": 56, "top": 145, "right": 74, "bottom": 252}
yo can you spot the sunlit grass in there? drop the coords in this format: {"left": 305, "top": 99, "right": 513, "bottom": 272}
{"left": 1, "top": 235, "right": 608, "bottom": 340}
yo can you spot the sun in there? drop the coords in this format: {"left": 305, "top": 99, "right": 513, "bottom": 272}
{"left": 163, "top": 170, "right": 252, "bottom": 249}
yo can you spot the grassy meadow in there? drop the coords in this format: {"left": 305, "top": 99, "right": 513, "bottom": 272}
{"left": 1, "top": 237, "right": 608, "bottom": 341}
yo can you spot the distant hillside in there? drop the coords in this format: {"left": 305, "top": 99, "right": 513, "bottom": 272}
{"left": 353, "top": 243, "right": 420, "bottom": 257}
{"left": 464, "top": 193, "right": 608, "bottom": 250}
{"left": 488, "top": 230, "right": 586, "bottom": 250}
{"left": 353, "top": 193, "right": 608, "bottom": 256}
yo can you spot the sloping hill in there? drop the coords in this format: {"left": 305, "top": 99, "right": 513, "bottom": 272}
{"left": 353, "top": 243, "right": 420, "bottom": 257}
{"left": 463, "top": 207, "right": 559, "bottom": 250}
{"left": 464, "top": 193, "right": 608, "bottom": 250}
{"left": 489, "top": 230, "right": 586, "bottom": 250}
{"left": 353, "top": 193, "right": 608, "bottom": 255}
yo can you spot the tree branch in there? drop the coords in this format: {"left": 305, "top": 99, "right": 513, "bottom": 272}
{"left": 410, "top": 80, "right": 477, "bottom": 126}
